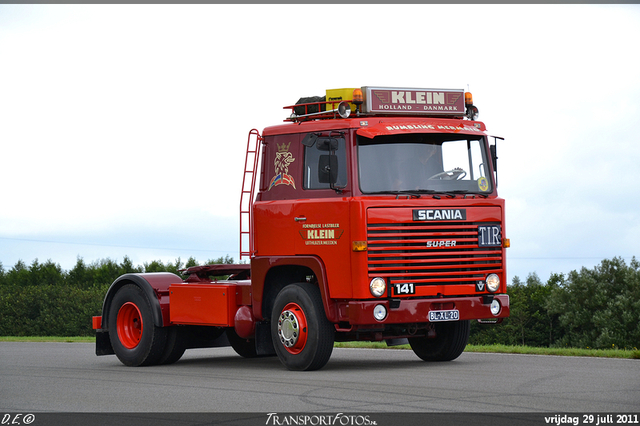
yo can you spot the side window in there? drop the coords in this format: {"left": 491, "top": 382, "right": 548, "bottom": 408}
{"left": 258, "top": 134, "right": 302, "bottom": 200}
{"left": 303, "top": 136, "right": 347, "bottom": 190}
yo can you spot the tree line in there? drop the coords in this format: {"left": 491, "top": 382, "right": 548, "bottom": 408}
{"left": 0, "top": 255, "right": 638, "bottom": 350}
{"left": 0, "top": 255, "right": 234, "bottom": 337}
{"left": 470, "top": 257, "right": 640, "bottom": 350}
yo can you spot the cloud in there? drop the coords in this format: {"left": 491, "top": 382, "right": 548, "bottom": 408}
{"left": 1, "top": 4, "right": 639, "bottom": 281}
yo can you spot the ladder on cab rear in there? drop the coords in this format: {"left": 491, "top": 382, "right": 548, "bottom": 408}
{"left": 240, "top": 129, "right": 262, "bottom": 260}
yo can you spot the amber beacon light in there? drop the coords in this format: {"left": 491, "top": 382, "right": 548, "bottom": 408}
{"left": 465, "top": 91, "right": 479, "bottom": 120}
{"left": 352, "top": 88, "right": 363, "bottom": 114}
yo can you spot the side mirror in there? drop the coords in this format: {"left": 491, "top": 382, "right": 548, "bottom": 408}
{"left": 489, "top": 136, "right": 503, "bottom": 188}
{"left": 318, "top": 154, "right": 338, "bottom": 184}
{"left": 317, "top": 138, "right": 339, "bottom": 151}
{"left": 302, "top": 133, "right": 318, "bottom": 147}
{"left": 490, "top": 144, "right": 498, "bottom": 171}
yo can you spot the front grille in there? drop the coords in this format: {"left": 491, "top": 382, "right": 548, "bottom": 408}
{"left": 367, "top": 220, "right": 502, "bottom": 286}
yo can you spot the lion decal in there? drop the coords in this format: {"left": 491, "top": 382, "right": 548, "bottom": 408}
{"left": 268, "top": 142, "right": 296, "bottom": 190}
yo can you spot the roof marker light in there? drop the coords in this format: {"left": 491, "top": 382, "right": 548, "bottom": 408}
{"left": 465, "top": 92, "right": 473, "bottom": 106}
{"left": 352, "top": 88, "right": 363, "bottom": 105}
{"left": 465, "top": 92, "right": 478, "bottom": 120}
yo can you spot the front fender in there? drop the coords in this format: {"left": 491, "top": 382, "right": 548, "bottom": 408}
{"left": 251, "top": 256, "right": 337, "bottom": 323}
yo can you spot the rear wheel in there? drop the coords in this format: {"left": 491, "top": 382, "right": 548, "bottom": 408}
{"left": 157, "top": 326, "right": 187, "bottom": 365}
{"left": 408, "top": 320, "right": 470, "bottom": 362}
{"left": 271, "top": 283, "right": 334, "bottom": 371}
{"left": 227, "top": 329, "right": 259, "bottom": 358}
{"left": 108, "top": 284, "right": 167, "bottom": 366}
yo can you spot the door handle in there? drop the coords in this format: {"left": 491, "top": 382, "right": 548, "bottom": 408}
{"left": 294, "top": 216, "right": 307, "bottom": 222}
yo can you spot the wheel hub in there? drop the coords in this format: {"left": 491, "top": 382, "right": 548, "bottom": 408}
{"left": 278, "top": 310, "right": 300, "bottom": 348}
{"left": 117, "top": 302, "right": 143, "bottom": 349}
{"left": 277, "top": 302, "right": 308, "bottom": 354}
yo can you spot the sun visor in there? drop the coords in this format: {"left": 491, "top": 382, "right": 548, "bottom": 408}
{"left": 356, "top": 121, "right": 486, "bottom": 139}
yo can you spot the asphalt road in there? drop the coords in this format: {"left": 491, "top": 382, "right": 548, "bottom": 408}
{"left": 1, "top": 342, "right": 639, "bottom": 413}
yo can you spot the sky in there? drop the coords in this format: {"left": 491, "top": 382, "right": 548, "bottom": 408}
{"left": 1, "top": 4, "right": 639, "bottom": 283}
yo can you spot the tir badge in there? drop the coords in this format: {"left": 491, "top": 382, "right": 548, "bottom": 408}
{"left": 268, "top": 142, "right": 296, "bottom": 190}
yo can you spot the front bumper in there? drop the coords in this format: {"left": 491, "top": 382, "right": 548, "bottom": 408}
{"left": 343, "top": 294, "right": 509, "bottom": 325}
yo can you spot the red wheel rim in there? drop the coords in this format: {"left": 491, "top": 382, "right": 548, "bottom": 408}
{"left": 117, "top": 302, "right": 143, "bottom": 349}
{"left": 277, "top": 302, "right": 308, "bottom": 354}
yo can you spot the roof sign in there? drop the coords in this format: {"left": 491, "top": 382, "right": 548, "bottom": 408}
{"left": 363, "top": 87, "right": 465, "bottom": 116}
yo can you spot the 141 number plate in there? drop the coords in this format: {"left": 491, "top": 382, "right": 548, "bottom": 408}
{"left": 392, "top": 283, "right": 415, "bottom": 295}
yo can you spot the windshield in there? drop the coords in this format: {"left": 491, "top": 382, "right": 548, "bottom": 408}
{"left": 357, "top": 133, "right": 493, "bottom": 194}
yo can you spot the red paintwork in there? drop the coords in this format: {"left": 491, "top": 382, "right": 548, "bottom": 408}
{"left": 114, "top": 102, "right": 508, "bottom": 337}
{"left": 234, "top": 305, "right": 255, "bottom": 338}
{"left": 344, "top": 294, "right": 510, "bottom": 326}
{"left": 169, "top": 283, "right": 238, "bottom": 327}
{"left": 117, "top": 302, "right": 143, "bottom": 349}
{"left": 250, "top": 256, "right": 335, "bottom": 322}
{"left": 131, "top": 272, "right": 184, "bottom": 328}
{"left": 92, "top": 316, "right": 102, "bottom": 329}
{"left": 251, "top": 114, "right": 506, "bottom": 324}
{"left": 262, "top": 116, "right": 486, "bottom": 139}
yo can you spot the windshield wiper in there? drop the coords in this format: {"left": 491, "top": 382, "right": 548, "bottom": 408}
{"left": 366, "top": 190, "right": 422, "bottom": 198}
{"left": 448, "top": 189, "right": 490, "bottom": 198}
{"left": 367, "top": 189, "right": 489, "bottom": 199}
{"left": 420, "top": 189, "right": 490, "bottom": 199}
{"left": 414, "top": 189, "right": 462, "bottom": 199}
{"left": 367, "top": 189, "right": 457, "bottom": 199}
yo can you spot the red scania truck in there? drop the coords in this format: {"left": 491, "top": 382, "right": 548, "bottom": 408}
{"left": 93, "top": 86, "right": 510, "bottom": 371}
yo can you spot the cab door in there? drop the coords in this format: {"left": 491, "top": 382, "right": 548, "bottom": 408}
{"left": 292, "top": 132, "right": 352, "bottom": 299}
{"left": 253, "top": 133, "right": 303, "bottom": 257}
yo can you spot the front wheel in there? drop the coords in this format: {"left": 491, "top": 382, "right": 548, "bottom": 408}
{"left": 271, "top": 283, "right": 334, "bottom": 371}
{"left": 107, "top": 284, "right": 167, "bottom": 366}
{"left": 408, "top": 320, "right": 470, "bottom": 362}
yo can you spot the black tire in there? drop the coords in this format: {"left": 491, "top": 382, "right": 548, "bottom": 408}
{"left": 107, "top": 284, "right": 167, "bottom": 366}
{"left": 270, "top": 282, "right": 334, "bottom": 371}
{"left": 227, "top": 329, "right": 259, "bottom": 358}
{"left": 408, "top": 320, "right": 470, "bottom": 362}
{"left": 187, "top": 326, "right": 225, "bottom": 347}
{"left": 157, "top": 326, "right": 187, "bottom": 365}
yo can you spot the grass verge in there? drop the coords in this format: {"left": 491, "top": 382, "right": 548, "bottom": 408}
{"left": 334, "top": 341, "right": 640, "bottom": 359}
{"left": 2, "top": 337, "right": 638, "bottom": 359}
{"left": 0, "top": 336, "right": 95, "bottom": 343}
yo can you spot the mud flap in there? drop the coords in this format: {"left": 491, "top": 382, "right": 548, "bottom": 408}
{"left": 254, "top": 321, "right": 275, "bottom": 356}
{"left": 95, "top": 330, "right": 115, "bottom": 356}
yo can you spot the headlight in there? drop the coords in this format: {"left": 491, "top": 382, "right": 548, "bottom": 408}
{"left": 373, "top": 304, "right": 387, "bottom": 321}
{"left": 369, "top": 277, "right": 386, "bottom": 297}
{"left": 486, "top": 273, "right": 500, "bottom": 293}
{"left": 490, "top": 299, "right": 501, "bottom": 316}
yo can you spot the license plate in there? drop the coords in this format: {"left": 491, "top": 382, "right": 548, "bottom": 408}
{"left": 429, "top": 309, "right": 459, "bottom": 322}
